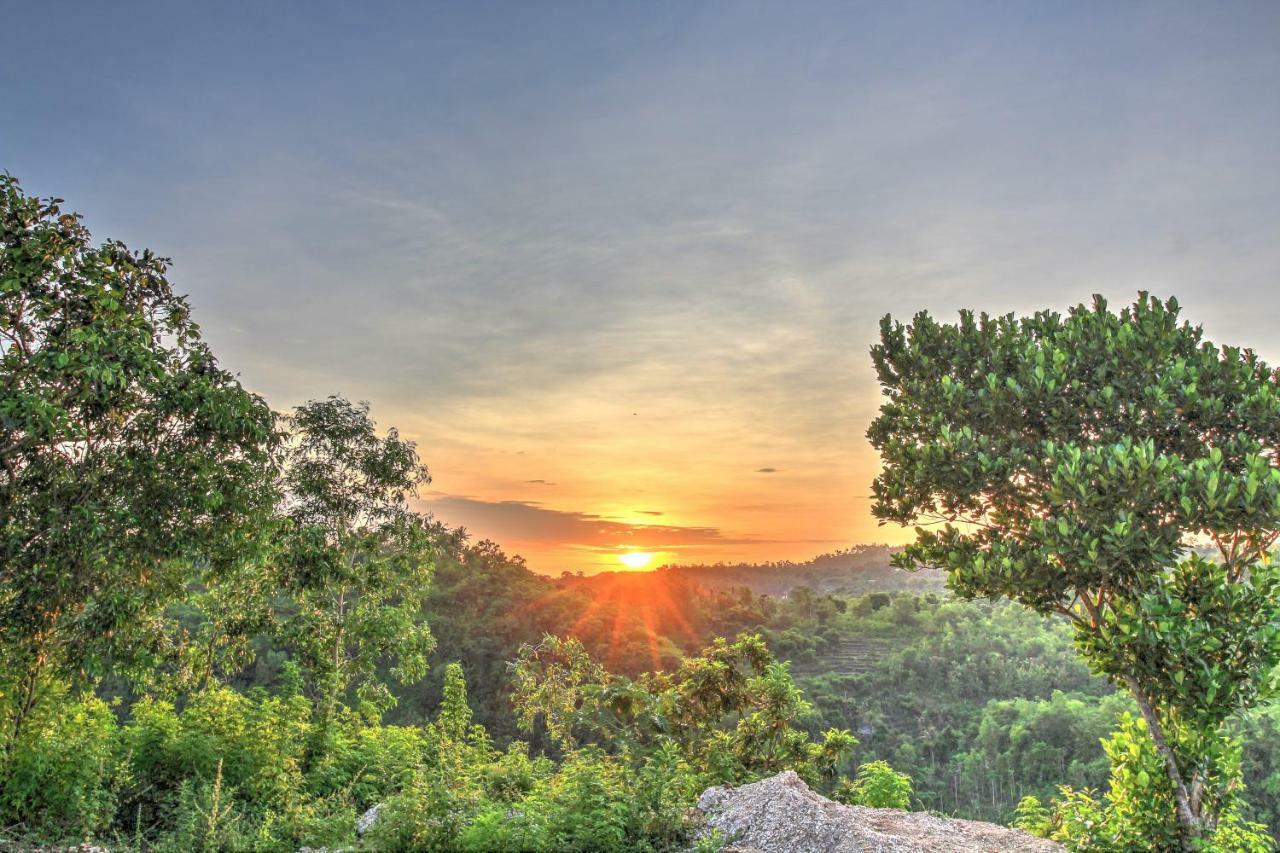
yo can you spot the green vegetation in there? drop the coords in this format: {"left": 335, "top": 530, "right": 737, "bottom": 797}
{"left": 837, "top": 760, "right": 913, "bottom": 809}
{"left": 871, "top": 295, "right": 1280, "bottom": 848}
{"left": 636, "top": 545, "right": 944, "bottom": 597}
{"left": 3, "top": 177, "right": 1280, "bottom": 850}
{"left": 0, "top": 172, "right": 279, "bottom": 769}
{"left": 274, "top": 395, "right": 437, "bottom": 746}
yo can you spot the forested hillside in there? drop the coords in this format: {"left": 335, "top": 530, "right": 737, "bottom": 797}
{"left": 401, "top": 542, "right": 1280, "bottom": 835}
{"left": 600, "top": 545, "right": 946, "bottom": 597}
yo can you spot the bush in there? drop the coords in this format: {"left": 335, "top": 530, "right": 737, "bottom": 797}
{"left": 1012, "top": 795, "right": 1052, "bottom": 838}
{"left": 837, "top": 760, "right": 913, "bottom": 810}
{"left": 118, "top": 687, "right": 315, "bottom": 837}
{"left": 311, "top": 719, "right": 425, "bottom": 808}
{"left": 113, "top": 685, "right": 374, "bottom": 850}
{"left": 0, "top": 683, "right": 118, "bottom": 841}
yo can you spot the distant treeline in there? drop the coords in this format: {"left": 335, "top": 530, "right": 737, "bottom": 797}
{"left": 582, "top": 544, "right": 945, "bottom": 597}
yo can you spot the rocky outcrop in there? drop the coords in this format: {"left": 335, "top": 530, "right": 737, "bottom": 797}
{"left": 697, "top": 771, "right": 1062, "bottom": 853}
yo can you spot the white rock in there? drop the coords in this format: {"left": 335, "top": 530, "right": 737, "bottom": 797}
{"left": 698, "top": 771, "right": 1063, "bottom": 853}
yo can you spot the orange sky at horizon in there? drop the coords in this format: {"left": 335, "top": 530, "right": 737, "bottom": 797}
{"left": 386, "top": 359, "right": 916, "bottom": 575}
{"left": 13, "top": 4, "right": 1280, "bottom": 580}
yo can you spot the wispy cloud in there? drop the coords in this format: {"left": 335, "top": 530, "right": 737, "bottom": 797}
{"left": 8, "top": 2, "right": 1280, "bottom": 573}
{"left": 424, "top": 495, "right": 773, "bottom": 550}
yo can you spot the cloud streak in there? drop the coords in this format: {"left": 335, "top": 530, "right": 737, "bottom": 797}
{"left": 425, "top": 495, "right": 774, "bottom": 550}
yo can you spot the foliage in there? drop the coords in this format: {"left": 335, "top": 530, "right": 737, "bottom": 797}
{"left": 0, "top": 172, "right": 279, "bottom": 763}
{"left": 1043, "top": 714, "right": 1274, "bottom": 851}
{"left": 511, "top": 635, "right": 607, "bottom": 751}
{"left": 514, "top": 633, "right": 858, "bottom": 788}
{"left": 366, "top": 672, "right": 712, "bottom": 852}
{"left": 793, "top": 593, "right": 1114, "bottom": 820}
{"left": 0, "top": 683, "right": 117, "bottom": 840}
{"left": 1013, "top": 794, "right": 1052, "bottom": 837}
{"left": 420, "top": 545, "right": 1280, "bottom": 832}
{"left": 273, "top": 395, "right": 437, "bottom": 733}
{"left": 838, "top": 760, "right": 913, "bottom": 809}
{"left": 1237, "top": 705, "right": 1280, "bottom": 837}
{"left": 870, "top": 293, "right": 1280, "bottom": 846}
{"left": 116, "top": 685, "right": 317, "bottom": 848}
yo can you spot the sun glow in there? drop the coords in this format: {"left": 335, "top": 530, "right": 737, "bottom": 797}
{"left": 618, "top": 551, "right": 654, "bottom": 569}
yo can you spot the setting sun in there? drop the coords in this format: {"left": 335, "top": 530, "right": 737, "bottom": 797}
{"left": 618, "top": 551, "right": 654, "bottom": 570}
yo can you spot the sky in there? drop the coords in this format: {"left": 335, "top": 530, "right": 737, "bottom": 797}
{"left": 5, "top": 1, "right": 1280, "bottom": 574}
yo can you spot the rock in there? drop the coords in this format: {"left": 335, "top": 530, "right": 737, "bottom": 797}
{"left": 356, "top": 803, "right": 382, "bottom": 836}
{"left": 697, "top": 771, "right": 1063, "bottom": 853}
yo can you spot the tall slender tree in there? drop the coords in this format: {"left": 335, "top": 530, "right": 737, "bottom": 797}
{"left": 274, "top": 396, "right": 437, "bottom": 747}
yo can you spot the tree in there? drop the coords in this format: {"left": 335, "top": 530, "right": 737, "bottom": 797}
{"left": 273, "top": 396, "right": 436, "bottom": 743}
{"left": 869, "top": 294, "right": 1280, "bottom": 848}
{"left": 0, "top": 175, "right": 278, "bottom": 754}
{"left": 513, "top": 633, "right": 857, "bottom": 787}
{"left": 511, "top": 635, "right": 607, "bottom": 752}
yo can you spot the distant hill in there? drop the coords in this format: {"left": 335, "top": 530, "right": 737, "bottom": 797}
{"left": 591, "top": 545, "right": 947, "bottom": 597}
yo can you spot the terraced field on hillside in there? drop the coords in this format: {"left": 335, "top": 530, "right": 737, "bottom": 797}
{"left": 789, "top": 637, "right": 894, "bottom": 676}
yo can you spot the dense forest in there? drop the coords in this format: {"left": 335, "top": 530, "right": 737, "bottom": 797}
{"left": 601, "top": 544, "right": 946, "bottom": 597}
{"left": 4, "top": 172, "right": 1280, "bottom": 852}
{"left": 411, "top": 544, "right": 1280, "bottom": 836}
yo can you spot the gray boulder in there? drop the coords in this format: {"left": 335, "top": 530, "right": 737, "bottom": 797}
{"left": 356, "top": 803, "right": 382, "bottom": 836}
{"left": 697, "top": 771, "right": 1063, "bottom": 853}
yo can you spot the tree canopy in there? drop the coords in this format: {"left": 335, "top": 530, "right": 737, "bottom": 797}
{"left": 0, "top": 174, "right": 278, "bottom": 744}
{"left": 870, "top": 293, "right": 1280, "bottom": 847}
{"left": 274, "top": 396, "right": 438, "bottom": 730}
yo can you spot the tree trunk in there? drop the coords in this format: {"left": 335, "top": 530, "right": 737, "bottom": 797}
{"left": 4, "top": 649, "right": 44, "bottom": 754}
{"left": 1124, "top": 676, "right": 1201, "bottom": 851}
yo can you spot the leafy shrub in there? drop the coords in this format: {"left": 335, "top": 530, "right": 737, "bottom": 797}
{"left": 311, "top": 718, "right": 425, "bottom": 807}
{"left": 631, "top": 742, "right": 706, "bottom": 847}
{"left": 837, "top": 760, "right": 913, "bottom": 809}
{"left": 160, "top": 760, "right": 251, "bottom": 853}
{"left": 533, "top": 750, "right": 632, "bottom": 851}
{"left": 366, "top": 765, "right": 487, "bottom": 851}
{"left": 1012, "top": 795, "right": 1052, "bottom": 838}
{"left": 118, "top": 687, "right": 314, "bottom": 835}
{"left": 362, "top": 664, "right": 498, "bottom": 850}
{"left": 479, "top": 741, "right": 553, "bottom": 802}
{"left": 0, "top": 683, "right": 118, "bottom": 841}
{"left": 114, "top": 685, "right": 371, "bottom": 850}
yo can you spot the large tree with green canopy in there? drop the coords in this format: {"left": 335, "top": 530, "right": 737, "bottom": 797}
{"left": 0, "top": 174, "right": 279, "bottom": 754}
{"left": 869, "top": 294, "right": 1280, "bottom": 848}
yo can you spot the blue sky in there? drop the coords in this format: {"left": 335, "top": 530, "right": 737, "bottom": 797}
{"left": 6, "top": 2, "right": 1280, "bottom": 571}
